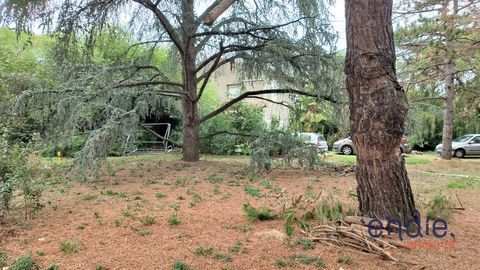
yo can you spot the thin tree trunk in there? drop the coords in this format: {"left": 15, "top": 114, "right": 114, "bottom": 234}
{"left": 181, "top": 0, "right": 200, "bottom": 162}
{"left": 345, "top": 0, "right": 416, "bottom": 223}
{"left": 441, "top": 0, "right": 457, "bottom": 160}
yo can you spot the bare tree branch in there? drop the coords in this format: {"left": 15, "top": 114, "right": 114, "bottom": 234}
{"left": 200, "top": 130, "right": 252, "bottom": 140}
{"left": 113, "top": 80, "right": 184, "bottom": 90}
{"left": 245, "top": 96, "right": 294, "bottom": 110}
{"left": 195, "top": 44, "right": 224, "bottom": 103}
{"left": 410, "top": 96, "right": 446, "bottom": 103}
{"left": 200, "top": 88, "right": 335, "bottom": 123}
{"left": 133, "top": 0, "right": 184, "bottom": 54}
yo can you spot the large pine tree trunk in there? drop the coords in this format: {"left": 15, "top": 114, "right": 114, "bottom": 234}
{"left": 441, "top": 0, "right": 457, "bottom": 160}
{"left": 345, "top": 0, "right": 416, "bottom": 223}
{"left": 181, "top": 0, "right": 200, "bottom": 162}
{"left": 441, "top": 59, "right": 455, "bottom": 160}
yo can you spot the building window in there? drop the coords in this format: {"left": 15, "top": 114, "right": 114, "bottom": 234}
{"left": 227, "top": 84, "right": 241, "bottom": 100}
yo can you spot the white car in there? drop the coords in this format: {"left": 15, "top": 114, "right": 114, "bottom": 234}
{"left": 435, "top": 134, "right": 480, "bottom": 158}
{"left": 296, "top": 132, "right": 328, "bottom": 152}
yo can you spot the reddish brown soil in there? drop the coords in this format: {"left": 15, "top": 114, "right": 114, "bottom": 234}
{"left": 1, "top": 156, "right": 479, "bottom": 270}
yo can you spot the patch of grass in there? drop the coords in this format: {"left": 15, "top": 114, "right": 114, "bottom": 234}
{"left": 275, "top": 259, "right": 287, "bottom": 268}
{"left": 214, "top": 252, "right": 232, "bottom": 262}
{"left": 82, "top": 193, "right": 97, "bottom": 201}
{"left": 289, "top": 254, "right": 324, "bottom": 268}
{"left": 122, "top": 209, "right": 136, "bottom": 220}
{"left": 45, "top": 264, "right": 59, "bottom": 270}
{"left": 194, "top": 246, "right": 214, "bottom": 256}
{"left": 172, "top": 260, "right": 195, "bottom": 270}
{"left": 404, "top": 156, "right": 430, "bottom": 165}
{"left": 244, "top": 183, "right": 262, "bottom": 197}
{"left": 426, "top": 194, "right": 453, "bottom": 220}
{"left": 100, "top": 189, "right": 120, "bottom": 196}
{"left": 337, "top": 254, "right": 354, "bottom": 265}
{"left": 243, "top": 203, "right": 274, "bottom": 222}
{"left": 295, "top": 238, "right": 315, "bottom": 250}
{"left": 59, "top": 240, "right": 82, "bottom": 254}
{"left": 174, "top": 177, "right": 191, "bottom": 187}
{"left": 168, "top": 213, "right": 181, "bottom": 225}
{"left": 333, "top": 155, "right": 356, "bottom": 165}
{"left": 228, "top": 240, "right": 246, "bottom": 253}
{"left": 212, "top": 185, "right": 221, "bottom": 194}
{"left": 260, "top": 179, "right": 272, "bottom": 189}
{"left": 131, "top": 226, "right": 153, "bottom": 236}
{"left": 76, "top": 223, "right": 87, "bottom": 230}
{"left": 140, "top": 215, "right": 157, "bottom": 226}
{"left": 0, "top": 250, "right": 7, "bottom": 267}
{"left": 155, "top": 192, "right": 167, "bottom": 199}
{"left": 207, "top": 174, "right": 224, "bottom": 183}
{"left": 114, "top": 218, "right": 124, "bottom": 227}
{"left": 9, "top": 254, "right": 38, "bottom": 270}
{"left": 446, "top": 178, "right": 476, "bottom": 189}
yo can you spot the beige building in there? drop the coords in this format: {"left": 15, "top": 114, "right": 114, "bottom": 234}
{"left": 210, "top": 64, "right": 292, "bottom": 127}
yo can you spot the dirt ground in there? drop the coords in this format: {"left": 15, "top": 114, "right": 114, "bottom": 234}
{"left": 1, "top": 153, "right": 479, "bottom": 270}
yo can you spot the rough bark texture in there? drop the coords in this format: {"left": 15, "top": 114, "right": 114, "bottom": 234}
{"left": 441, "top": 0, "right": 457, "bottom": 160}
{"left": 181, "top": 0, "right": 200, "bottom": 162}
{"left": 345, "top": 0, "right": 416, "bottom": 223}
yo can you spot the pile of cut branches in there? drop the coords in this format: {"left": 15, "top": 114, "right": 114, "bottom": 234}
{"left": 301, "top": 222, "right": 404, "bottom": 262}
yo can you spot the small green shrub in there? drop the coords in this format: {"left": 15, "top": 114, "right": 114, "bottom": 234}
{"left": 194, "top": 246, "right": 214, "bottom": 256}
{"left": 426, "top": 194, "right": 453, "bottom": 220}
{"left": 244, "top": 184, "right": 262, "bottom": 197}
{"left": 59, "top": 240, "right": 82, "bottom": 254}
{"left": 0, "top": 250, "right": 7, "bottom": 267}
{"left": 155, "top": 192, "right": 167, "bottom": 199}
{"left": 295, "top": 238, "right": 315, "bottom": 250}
{"left": 168, "top": 213, "right": 181, "bottom": 225}
{"left": 275, "top": 259, "right": 287, "bottom": 268}
{"left": 289, "top": 254, "right": 324, "bottom": 268}
{"left": 228, "top": 240, "right": 245, "bottom": 253}
{"left": 337, "top": 254, "right": 353, "bottom": 265}
{"left": 446, "top": 178, "right": 476, "bottom": 189}
{"left": 214, "top": 252, "right": 232, "bottom": 262}
{"left": 45, "top": 264, "right": 60, "bottom": 270}
{"left": 207, "top": 174, "right": 224, "bottom": 183}
{"left": 140, "top": 215, "right": 157, "bottom": 226}
{"left": 9, "top": 254, "right": 38, "bottom": 270}
{"left": 172, "top": 260, "right": 194, "bottom": 270}
{"left": 243, "top": 203, "right": 274, "bottom": 222}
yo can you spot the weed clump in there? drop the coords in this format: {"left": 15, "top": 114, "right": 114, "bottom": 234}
{"left": 426, "top": 194, "right": 453, "bottom": 220}
{"left": 243, "top": 203, "right": 274, "bottom": 222}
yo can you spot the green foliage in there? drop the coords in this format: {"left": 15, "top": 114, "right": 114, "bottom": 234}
{"left": 250, "top": 129, "right": 321, "bottom": 173}
{"left": 194, "top": 246, "right": 214, "bottom": 256}
{"left": 295, "top": 238, "right": 316, "bottom": 250}
{"left": 214, "top": 253, "right": 232, "bottom": 262}
{"left": 140, "top": 215, "right": 157, "bottom": 226}
{"left": 168, "top": 212, "right": 181, "bottom": 225}
{"left": 172, "top": 260, "right": 194, "bottom": 270}
{"left": 243, "top": 184, "right": 262, "bottom": 197}
{"left": 446, "top": 178, "right": 476, "bottom": 189}
{"left": 426, "top": 194, "right": 453, "bottom": 220}
{"left": 337, "top": 254, "right": 354, "bottom": 265}
{"left": 0, "top": 143, "right": 43, "bottom": 219}
{"left": 314, "top": 200, "right": 346, "bottom": 224}
{"left": 0, "top": 250, "right": 7, "bottom": 268}
{"left": 243, "top": 203, "right": 274, "bottom": 222}
{"left": 200, "top": 103, "right": 265, "bottom": 155}
{"left": 9, "top": 254, "right": 38, "bottom": 270}
{"left": 289, "top": 254, "right": 324, "bottom": 268}
{"left": 59, "top": 240, "right": 82, "bottom": 254}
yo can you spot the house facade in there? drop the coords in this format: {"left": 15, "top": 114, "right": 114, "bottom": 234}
{"left": 210, "top": 64, "right": 292, "bottom": 127}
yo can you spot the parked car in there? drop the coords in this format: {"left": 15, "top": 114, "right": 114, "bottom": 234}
{"left": 435, "top": 134, "right": 480, "bottom": 158}
{"left": 332, "top": 136, "right": 412, "bottom": 155}
{"left": 297, "top": 132, "right": 328, "bottom": 152}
